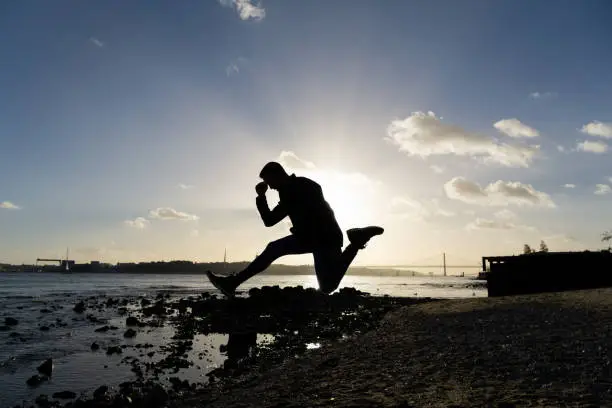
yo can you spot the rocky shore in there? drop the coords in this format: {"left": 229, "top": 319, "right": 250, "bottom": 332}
{"left": 8, "top": 286, "right": 433, "bottom": 408}
{"left": 180, "top": 288, "right": 612, "bottom": 408}
{"left": 11, "top": 286, "right": 612, "bottom": 408}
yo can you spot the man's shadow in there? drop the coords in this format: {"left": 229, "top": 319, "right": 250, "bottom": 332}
{"left": 222, "top": 331, "right": 258, "bottom": 369}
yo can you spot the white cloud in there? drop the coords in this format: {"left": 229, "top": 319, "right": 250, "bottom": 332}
{"left": 190, "top": 229, "right": 200, "bottom": 238}
{"left": 563, "top": 184, "right": 576, "bottom": 189}
{"left": 529, "top": 91, "right": 556, "bottom": 100}
{"left": 581, "top": 121, "right": 612, "bottom": 138}
{"left": 219, "top": 0, "right": 265, "bottom": 21}
{"left": 277, "top": 150, "right": 317, "bottom": 170}
{"left": 391, "top": 196, "right": 454, "bottom": 222}
{"left": 466, "top": 217, "right": 535, "bottom": 231}
{"left": 0, "top": 201, "right": 20, "bottom": 210}
{"left": 385, "top": 111, "right": 539, "bottom": 167}
{"left": 430, "top": 165, "right": 445, "bottom": 174}
{"left": 444, "top": 177, "right": 555, "bottom": 208}
{"left": 178, "top": 183, "right": 194, "bottom": 190}
{"left": 226, "top": 63, "right": 240, "bottom": 76}
{"left": 576, "top": 140, "right": 608, "bottom": 153}
{"left": 148, "top": 207, "right": 199, "bottom": 221}
{"left": 89, "top": 37, "right": 104, "bottom": 47}
{"left": 594, "top": 184, "right": 611, "bottom": 195}
{"left": 493, "top": 118, "right": 540, "bottom": 138}
{"left": 494, "top": 209, "right": 517, "bottom": 220}
{"left": 124, "top": 217, "right": 150, "bottom": 229}
{"left": 557, "top": 145, "right": 566, "bottom": 152}
{"left": 609, "top": 177, "right": 612, "bottom": 184}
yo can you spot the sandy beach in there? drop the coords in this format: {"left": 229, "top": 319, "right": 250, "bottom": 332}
{"left": 177, "top": 288, "right": 612, "bottom": 408}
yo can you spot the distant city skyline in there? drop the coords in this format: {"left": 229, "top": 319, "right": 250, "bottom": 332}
{"left": 2, "top": 1, "right": 612, "bottom": 265}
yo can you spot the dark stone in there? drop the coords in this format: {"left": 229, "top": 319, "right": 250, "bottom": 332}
{"left": 106, "top": 346, "right": 122, "bottom": 355}
{"left": 52, "top": 390, "right": 76, "bottom": 399}
{"left": 5, "top": 317, "right": 18, "bottom": 326}
{"left": 37, "top": 358, "right": 53, "bottom": 376}
{"left": 9, "top": 331, "right": 20, "bottom": 338}
{"left": 141, "top": 298, "right": 151, "bottom": 306}
{"left": 40, "top": 309, "right": 52, "bottom": 313}
{"left": 0, "top": 325, "right": 10, "bottom": 331}
{"left": 34, "top": 394, "right": 52, "bottom": 407}
{"left": 39, "top": 326, "right": 50, "bottom": 331}
{"left": 124, "top": 328, "right": 137, "bottom": 338}
{"left": 126, "top": 316, "right": 140, "bottom": 326}
{"left": 147, "top": 351, "right": 155, "bottom": 357}
{"left": 73, "top": 301, "right": 86, "bottom": 313}
{"left": 27, "top": 374, "right": 47, "bottom": 387}
{"left": 91, "top": 342, "right": 100, "bottom": 351}
{"left": 94, "top": 325, "right": 110, "bottom": 332}
{"left": 93, "top": 385, "right": 108, "bottom": 399}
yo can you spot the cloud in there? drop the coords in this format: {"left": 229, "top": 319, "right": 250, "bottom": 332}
{"left": 594, "top": 184, "right": 611, "bottom": 195}
{"left": 277, "top": 151, "right": 316, "bottom": 170}
{"left": 391, "top": 196, "right": 454, "bottom": 222}
{"left": 563, "top": 184, "right": 576, "bottom": 188}
{"left": 124, "top": 217, "right": 150, "bottom": 229}
{"left": 226, "top": 63, "right": 240, "bottom": 76}
{"left": 581, "top": 121, "right": 612, "bottom": 138}
{"left": 444, "top": 177, "right": 556, "bottom": 208}
{"left": 0, "top": 201, "right": 20, "bottom": 210}
{"left": 529, "top": 91, "right": 557, "bottom": 100}
{"left": 178, "top": 183, "right": 194, "bottom": 190}
{"left": 494, "top": 209, "right": 517, "bottom": 220}
{"left": 148, "top": 207, "right": 199, "bottom": 221}
{"left": 430, "top": 165, "right": 445, "bottom": 174}
{"left": 89, "top": 37, "right": 104, "bottom": 47}
{"left": 576, "top": 140, "right": 608, "bottom": 153}
{"left": 190, "top": 229, "right": 200, "bottom": 238}
{"left": 557, "top": 145, "right": 566, "bottom": 152}
{"left": 385, "top": 111, "right": 539, "bottom": 167}
{"left": 493, "top": 118, "right": 540, "bottom": 138}
{"left": 219, "top": 0, "right": 265, "bottom": 21}
{"left": 466, "top": 217, "right": 535, "bottom": 231}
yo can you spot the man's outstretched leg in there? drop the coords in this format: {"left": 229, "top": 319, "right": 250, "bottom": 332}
{"left": 315, "top": 226, "right": 384, "bottom": 294}
{"left": 207, "top": 235, "right": 311, "bottom": 297}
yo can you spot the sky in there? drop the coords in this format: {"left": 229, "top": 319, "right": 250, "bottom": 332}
{"left": 1, "top": 0, "right": 612, "bottom": 267}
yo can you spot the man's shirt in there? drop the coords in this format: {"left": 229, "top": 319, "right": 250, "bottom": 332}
{"left": 256, "top": 175, "right": 343, "bottom": 248}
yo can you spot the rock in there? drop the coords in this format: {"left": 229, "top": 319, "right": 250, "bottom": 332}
{"left": 0, "top": 325, "right": 10, "bottom": 331}
{"left": 126, "top": 316, "right": 140, "bottom": 326}
{"left": 106, "top": 345, "right": 122, "bottom": 355}
{"left": 141, "top": 298, "right": 151, "bottom": 306}
{"left": 40, "top": 308, "right": 52, "bottom": 313}
{"left": 124, "top": 328, "right": 137, "bottom": 338}
{"left": 39, "top": 326, "right": 50, "bottom": 331}
{"left": 9, "top": 332, "right": 20, "bottom": 338}
{"left": 35, "top": 394, "right": 52, "bottom": 407}
{"left": 73, "top": 301, "right": 86, "bottom": 313}
{"left": 93, "top": 385, "right": 108, "bottom": 399}
{"left": 52, "top": 390, "right": 76, "bottom": 399}
{"left": 94, "top": 325, "right": 110, "bottom": 332}
{"left": 37, "top": 358, "right": 53, "bottom": 376}
{"left": 26, "top": 374, "right": 48, "bottom": 387}
{"left": 5, "top": 317, "right": 18, "bottom": 326}
{"left": 91, "top": 342, "right": 100, "bottom": 351}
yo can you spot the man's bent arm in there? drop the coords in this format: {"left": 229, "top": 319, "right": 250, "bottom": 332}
{"left": 256, "top": 195, "right": 287, "bottom": 227}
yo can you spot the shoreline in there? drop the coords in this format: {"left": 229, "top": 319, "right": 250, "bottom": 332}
{"left": 3, "top": 286, "right": 436, "bottom": 407}
{"left": 184, "top": 288, "right": 612, "bottom": 408}
{"left": 10, "top": 286, "right": 612, "bottom": 407}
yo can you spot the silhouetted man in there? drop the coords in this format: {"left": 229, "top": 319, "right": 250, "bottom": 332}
{"left": 206, "top": 161, "right": 384, "bottom": 296}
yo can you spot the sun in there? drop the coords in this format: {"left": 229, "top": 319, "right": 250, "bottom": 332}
{"left": 309, "top": 169, "right": 379, "bottom": 230}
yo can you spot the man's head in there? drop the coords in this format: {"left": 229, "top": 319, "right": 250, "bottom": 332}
{"left": 259, "top": 161, "right": 289, "bottom": 190}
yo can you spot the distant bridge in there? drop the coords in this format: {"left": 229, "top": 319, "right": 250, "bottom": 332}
{"left": 364, "top": 253, "right": 482, "bottom": 276}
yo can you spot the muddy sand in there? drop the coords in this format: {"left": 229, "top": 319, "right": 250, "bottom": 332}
{"left": 179, "top": 288, "right": 612, "bottom": 408}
